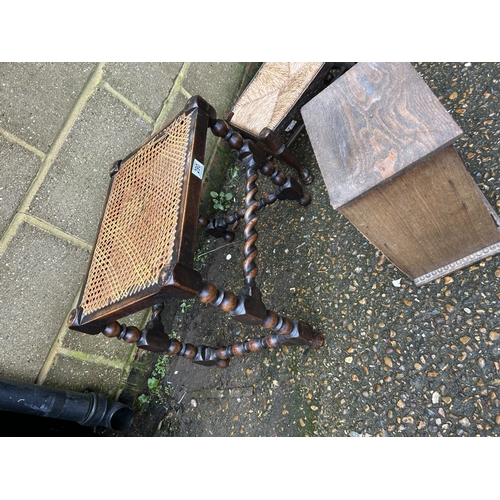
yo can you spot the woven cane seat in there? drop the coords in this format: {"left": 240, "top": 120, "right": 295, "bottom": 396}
{"left": 70, "top": 101, "right": 208, "bottom": 333}
{"left": 229, "top": 62, "right": 326, "bottom": 137}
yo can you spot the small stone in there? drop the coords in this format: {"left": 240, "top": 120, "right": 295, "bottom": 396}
{"left": 428, "top": 371, "right": 438, "bottom": 377}
{"left": 443, "top": 396, "right": 452, "bottom": 404}
{"left": 445, "top": 304, "right": 455, "bottom": 313}
{"left": 190, "top": 398, "right": 198, "bottom": 407}
{"left": 299, "top": 418, "right": 306, "bottom": 427}
{"left": 449, "top": 91, "right": 458, "bottom": 100}
{"left": 384, "top": 357, "right": 393, "bottom": 368}
{"left": 403, "top": 298, "right": 412, "bottom": 306}
{"left": 417, "top": 420, "right": 426, "bottom": 430}
{"left": 246, "top": 368, "right": 253, "bottom": 375}
{"left": 460, "top": 336, "right": 471, "bottom": 345}
{"left": 444, "top": 276, "right": 454, "bottom": 284}
{"left": 432, "top": 391, "right": 440, "bottom": 404}
{"left": 345, "top": 356, "right": 353, "bottom": 364}
{"left": 397, "top": 399, "right": 405, "bottom": 408}
{"left": 478, "top": 357, "right": 486, "bottom": 369}
{"left": 489, "top": 331, "right": 500, "bottom": 341}
{"left": 402, "top": 416, "right": 414, "bottom": 424}
{"left": 495, "top": 415, "right": 500, "bottom": 425}
{"left": 459, "top": 417, "right": 471, "bottom": 427}
{"left": 414, "top": 362, "right": 423, "bottom": 371}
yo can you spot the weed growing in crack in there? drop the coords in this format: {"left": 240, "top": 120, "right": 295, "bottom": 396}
{"left": 211, "top": 190, "right": 233, "bottom": 212}
{"left": 179, "top": 299, "right": 193, "bottom": 314}
{"left": 138, "top": 355, "right": 171, "bottom": 405}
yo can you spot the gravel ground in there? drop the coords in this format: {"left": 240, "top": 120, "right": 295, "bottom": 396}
{"left": 107, "top": 62, "right": 500, "bottom": 438}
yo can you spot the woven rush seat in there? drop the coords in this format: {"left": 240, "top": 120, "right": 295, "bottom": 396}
{"left": 229, "top": 62, "right": 326, "bottom": 137}
{"left": 226, "top": 62, "right": 355, "bottom": 185}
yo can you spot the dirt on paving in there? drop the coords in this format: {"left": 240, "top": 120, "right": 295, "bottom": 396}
{"left": 101, "top": 62, "right": 500, "bottom": 438}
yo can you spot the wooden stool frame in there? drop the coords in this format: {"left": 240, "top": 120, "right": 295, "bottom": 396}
{"left": 68, "top": 96, "right": 324, "bottom": 368}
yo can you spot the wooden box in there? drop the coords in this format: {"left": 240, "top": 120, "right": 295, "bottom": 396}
{"left": 301, "top": 62, "right": 500, "bottom": 285}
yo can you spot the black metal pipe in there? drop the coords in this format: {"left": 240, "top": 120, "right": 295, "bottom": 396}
{"left": 0, "top": 378, "right": 133, "bottom": 432}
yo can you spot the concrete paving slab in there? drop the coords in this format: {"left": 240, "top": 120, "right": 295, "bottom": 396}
{"left": 103, "top": 62, "right": 183, "bottom": 121}
{"left": 0, "top": 62, "right": 95, "bottom": 152}
{"left": 0, "top": 135, "right": 42, "bottom": 235}
{"left": 182, "top": 62, "right": 248, "bottom": 115}
{"left": 0, "top": 221, "right": 89, "bottom": 382}
{"left": 28, "top": 85, "right": 152, "bottom": 245}
{"left": 43, "top": 354, "right": 126, "bottom": 397}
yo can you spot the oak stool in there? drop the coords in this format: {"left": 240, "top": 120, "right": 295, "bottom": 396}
{"left": 301, "top": 62, "right": 500, "bottom": 285}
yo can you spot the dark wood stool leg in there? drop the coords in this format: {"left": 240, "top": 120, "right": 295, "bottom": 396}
{"left": 259, "top": 127, "right": 313, "bottom": 185}
{"left": 215, "top": 319, "right": 324, "bottom": 365}
{"left": 199, "top": 120, "right": 311, "bottom": 241}
{"left": 100, "top": 304, "right": 228, "bottom": 367}
{"left": 259, "top": 159, "right": 311, "bottom": 207}
{"left": 210, "top": 119, "right": 311, "bottom": 207}
{"left": 196, "top": 281, "right": 324, "bottom": 366}
{"left": 98, "top": 281, "right": 324, "bottom": 369}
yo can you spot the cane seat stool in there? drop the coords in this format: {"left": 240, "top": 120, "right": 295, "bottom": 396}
{"left": 301, "top": 62, "right": 500, "bottom": 286}
{"left": 225, "top": 62, "right": 355, "bottom": 186}
{"left": 68, "top": 95, "right": 324, "bottom": 368}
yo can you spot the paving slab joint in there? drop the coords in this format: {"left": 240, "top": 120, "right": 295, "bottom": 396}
{"left": 100, "top": 80, "right": 154, "bottom": 125}
{"left": 0, "top": 62, "right": 104, "bottom": 258}
{"left": 0, "top": 126, "right": 46, "bottom": 159}
{"left": 153, "top": 62, "right": 192, "bottom": 133}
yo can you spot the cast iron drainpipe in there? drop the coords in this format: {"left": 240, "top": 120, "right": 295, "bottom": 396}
{"left": 0, "top": 378, "right": 133, "bottom": 432}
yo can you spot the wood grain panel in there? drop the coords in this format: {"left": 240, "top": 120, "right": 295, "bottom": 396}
{"left": 301, "top": 62, "right": 463, "bottom": 209}
{"left": 339, "top": 146, "right": 500, "bottom": 279}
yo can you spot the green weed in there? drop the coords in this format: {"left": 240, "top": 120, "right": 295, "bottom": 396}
{"left": 179, "top": 299, "right": 193, "bottom": 314}
{"left": 211, "top": 190, "right": 233, "bottom": 212}
{"left": 138, "top": 355, "right": 171, "bottom": 405}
